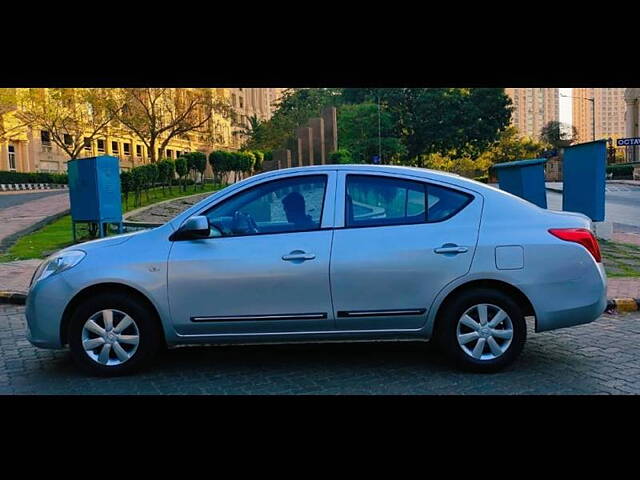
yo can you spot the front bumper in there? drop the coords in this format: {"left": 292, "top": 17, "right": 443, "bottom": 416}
{"left": 25, "top": 272, "right": 75, "bottom": 349}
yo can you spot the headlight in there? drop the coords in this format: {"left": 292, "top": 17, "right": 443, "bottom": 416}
{"left": 31, "top": 250, "right": 86, "bottom": 286}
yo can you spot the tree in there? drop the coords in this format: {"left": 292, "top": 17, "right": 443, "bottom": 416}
{"left": 174, "top": 156, "right": 188, "bottom": 192}
{"left": 157, "top": 159, "right": 174, "bottom": 194}
{"left": 539, "top": 121, "right": 578, "bottom": 149}
{"left": 251, "top": 150, "right": 264, "bottom": 172}
{"left": 11, "top": 88, "right": 114, "bottom": 160}
{"left": 337, "top": 103, "right": 406, "bottom": 163}
{"left": 328, "top": 149, "right": 352, "bottom": 164}
{"left": 243, "top": 88, "right": 342, "bottom": 151}
{"left": 242, "top": 88, "right": 512, "bottom": 165}
{"left": 104, "top": 88, "right": 231, "bottom": 163}
{"left": 120, "top": 170, "right": 133, "bottom": 209}
{"left": 0, "top": 89, "right": 27, "bottom": 143}
{"left": 234, "top": 114, "right": 264, "bottom": 145}
{"left": 376, "top": 88, "right": 513, "bottom": 162}
{"left": 477, "top": 126, "right": 547, "bottom": 165}
{"left": 192, "top": 152, "right": 207, "bottom": 189}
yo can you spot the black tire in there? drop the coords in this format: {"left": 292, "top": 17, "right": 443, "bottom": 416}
{"left": 435, "top": 288, "right": 526, "bottom": 373}
{"left": 68, "top": 292, "right": 163, "bottom": 376}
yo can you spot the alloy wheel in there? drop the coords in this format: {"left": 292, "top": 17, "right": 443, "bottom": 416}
{"left": 81, "top": 309, "right": 140, "bottom": 366}
{"left": 456, "top": 303, "right": 514, "bottom": 361}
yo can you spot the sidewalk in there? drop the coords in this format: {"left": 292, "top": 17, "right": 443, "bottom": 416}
{"left": 546, "top": 180, "right": 640, "bottom": 193}
{"left": 0, "top": 191, "right": 69, "bottom": 251}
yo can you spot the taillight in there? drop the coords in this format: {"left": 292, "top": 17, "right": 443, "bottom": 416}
{"left": 548, "top": 228, "right": 602, "bottom": 262}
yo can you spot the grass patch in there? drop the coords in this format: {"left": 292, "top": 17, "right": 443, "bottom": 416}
{"left": 0, "top": 183, "right": 224, "bottom": 263}
{"left": 600, "top": 239, "right": 640, "bottom": 277}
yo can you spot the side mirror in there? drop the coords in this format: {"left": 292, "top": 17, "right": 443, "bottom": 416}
{"left": 171, "top": 215, "right": 210, "bottom": 241}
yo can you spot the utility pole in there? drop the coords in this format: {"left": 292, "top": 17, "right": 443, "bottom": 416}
{"left": 561, "top": 92, "right": 595, "bottom": 141}
{"left": 377, "top": 93, "right": 382, "bottom": 163}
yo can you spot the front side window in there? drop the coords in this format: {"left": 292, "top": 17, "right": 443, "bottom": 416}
{"left": 204, "top": 175, "right": 327, "bottom": 237}
{"left": 345, "top": 175, "right": 471, "bottom": 228}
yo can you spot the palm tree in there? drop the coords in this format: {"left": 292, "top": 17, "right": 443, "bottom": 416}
{"left": 233, "top": 114, "right": 263, "bottom": 144}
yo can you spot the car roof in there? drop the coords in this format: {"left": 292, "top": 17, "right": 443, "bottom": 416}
{"left": 256, "top": 164, "right": 491, "bottom": 192}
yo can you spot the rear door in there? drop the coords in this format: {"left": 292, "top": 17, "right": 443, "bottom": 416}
{"left": 330, "top": 171, "right": 482, "bottom": 331}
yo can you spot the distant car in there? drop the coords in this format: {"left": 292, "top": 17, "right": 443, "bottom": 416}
{"left": 25, "top": 165, "right": 607, "bottom": 376}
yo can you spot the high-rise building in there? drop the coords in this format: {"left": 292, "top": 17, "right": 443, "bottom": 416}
{"left": 624, "top": 88, "right": 640, "bottom": 162}
{"left": 505, "top": 88, "right": 560, "bottom": 139}
{"left": 572, "top": 88, "right": 626, "bottom": 143}
{"left": 229, "top": 88, "right": 284, "bottom": 147}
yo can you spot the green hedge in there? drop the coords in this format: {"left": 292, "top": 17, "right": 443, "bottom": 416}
{"left": 0, "top": 171, "right": 68, "bottom": 184}
{"left": 328, "top": 149, "right": 352, "bottom": 164}
{"left": 606, "top": 164, "right": 635, "bottom": 179}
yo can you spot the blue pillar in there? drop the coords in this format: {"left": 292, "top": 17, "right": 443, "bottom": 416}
{"left": 492, "top": 158, "right": 548, "bottom": 208}
{"left": 562, "top": 140, "right": 606, "bottom": 222}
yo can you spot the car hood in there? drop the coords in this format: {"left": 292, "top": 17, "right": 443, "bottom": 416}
{"left": 62, "top": 229, "right": 148, "bottom": 254}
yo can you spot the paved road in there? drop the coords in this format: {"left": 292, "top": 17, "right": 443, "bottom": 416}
{"left": 1, "top": 304, "right": 639, "bottom": 394}
{"left": 0, "top": 190, "right": 67, "bottom": 210}
{"left": 547, "top": 185, "right": 640, "bottom": 233}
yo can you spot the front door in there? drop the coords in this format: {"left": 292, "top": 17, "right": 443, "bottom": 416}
{"left": 330, "top": 172, "right": 482, "bottom": 331}
{"left": 167, "top": 172, "right": 336, "bottom": 337}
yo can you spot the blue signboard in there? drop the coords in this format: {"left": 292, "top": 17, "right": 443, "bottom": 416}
{"left": 371, "top": 155, "right": 381, "bottom": 164}
{"left": 617, "top": 137, "right": 640, "bottom": 147}
{"left": 562, "top": 140, "right": 606, "bottom": 222}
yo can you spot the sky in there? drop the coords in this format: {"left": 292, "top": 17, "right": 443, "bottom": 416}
{"left": 559, "top": 88, "right": 572, "bottom": 126}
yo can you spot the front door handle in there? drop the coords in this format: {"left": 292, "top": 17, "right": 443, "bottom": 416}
{"left": 434, "top": 246, "right": 468, "bottom": 254}
{"left": 282, "top": 251, "right": 316, "bottom": 261}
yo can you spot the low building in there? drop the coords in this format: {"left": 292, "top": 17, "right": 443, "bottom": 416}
{"left": 0, "top": 88, "right": 235, "bottom": 174}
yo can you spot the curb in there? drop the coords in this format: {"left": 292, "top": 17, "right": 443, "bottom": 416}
{"left": 0, "top": 291, "right": 26, "bottom": 305}
{"left": 606, "top": 298, "right": 640, "bottom": 314}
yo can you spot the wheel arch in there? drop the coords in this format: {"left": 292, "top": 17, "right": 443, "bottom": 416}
{"left": 431, "top": 279, "right": 536, "bottom": 338}
{"left": 60, "top": 282, "right": 167, "bottom": 347}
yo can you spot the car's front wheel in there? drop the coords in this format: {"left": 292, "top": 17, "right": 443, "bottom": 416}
{"left": 68, "top": 293, "right": 163, "bottom": 376}
{"left": 437, "top": 288, "right": 526, "bottom": 373}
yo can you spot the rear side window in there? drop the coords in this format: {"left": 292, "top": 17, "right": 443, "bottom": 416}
{"left": 427, "top": 184, "right": 473, "bottom": 222}
{"left": 345, "top": 175, "right": 472, "bottom": 228}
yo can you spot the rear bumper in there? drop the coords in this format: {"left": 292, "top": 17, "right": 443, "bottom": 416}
{"left": 531, "top": 263, "right": 607, "bottom": 333}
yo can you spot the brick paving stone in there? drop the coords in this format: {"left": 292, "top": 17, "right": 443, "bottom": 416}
{"left": 613, "top": 233, "right": 640, "bottom": 247}
{"left": 1, "top": 304, "right": 640, "bottom": 395}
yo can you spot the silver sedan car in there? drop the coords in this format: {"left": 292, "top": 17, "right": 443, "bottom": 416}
{"left": 25, "top": 165, "right": 607, "bottom": 376}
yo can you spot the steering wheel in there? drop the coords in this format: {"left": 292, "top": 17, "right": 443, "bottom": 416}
{"left": 231, "top": 211, "right": 259, "bottom": 234}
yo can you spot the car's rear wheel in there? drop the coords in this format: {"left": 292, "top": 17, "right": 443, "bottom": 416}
{"left": 437, "top": 288, "right": 526, "bottom": 373}
{"left": 68, "top": 293, "right": 162, "bottom": 376}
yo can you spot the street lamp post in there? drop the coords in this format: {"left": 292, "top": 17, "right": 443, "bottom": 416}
{"left": 561, "top": 93, "right": 595, "bottom": 142}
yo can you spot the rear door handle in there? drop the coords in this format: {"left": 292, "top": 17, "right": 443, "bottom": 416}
{"left": 282, "top": 251, "right": 316, "bottom": 261}
{"left": 434, "top": 246, "right": 468, "bottom": 254}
